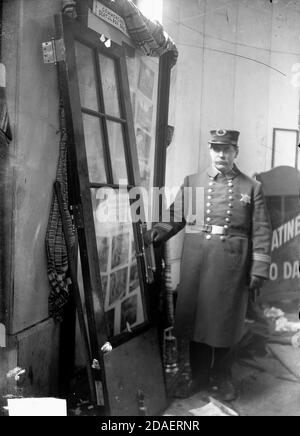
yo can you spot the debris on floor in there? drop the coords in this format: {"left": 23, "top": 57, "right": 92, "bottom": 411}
{"left": 264, "top": 307, "right": 285, "bottom": 319}
{"left": 189, "top": 397, "right": 239, "bottom": 416}
{"left": 274, "top": 317, "right": 300, "bottom": 333}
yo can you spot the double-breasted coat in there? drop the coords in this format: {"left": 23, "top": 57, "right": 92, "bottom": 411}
{"left": 155, "top": 165, "right": 272, "bottom": 348}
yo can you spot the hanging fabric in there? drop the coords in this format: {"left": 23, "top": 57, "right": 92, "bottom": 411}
{"left": 45, "top": 97, "right": 75, "bottom": 322}
{"left": 117, "top": 0, "right": 178, "bottom": 67}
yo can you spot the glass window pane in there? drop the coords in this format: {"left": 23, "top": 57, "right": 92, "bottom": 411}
{"left": 126, "top": 54, "right": 159, "bottom": 226}
{"left": 82, "top": 114, "right": 107, "bottom": 183}
{"left": 75, "top": 42, "right": 98, "bottom": 111}
{"left": 99, "top": 54, "right": 121, "bottom": 117}
{"left": 136, "top": 127, "right": 152, "bottom": 191}
{"left": 106, "top": 121, "right": 128, "bottom": 184}
{"left": 91, "top": 188, "right": 146, "bottom": 338}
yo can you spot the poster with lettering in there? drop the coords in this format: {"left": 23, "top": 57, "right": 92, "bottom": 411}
{"left": 257, "top": 166, "right": 300, "bottom": 302}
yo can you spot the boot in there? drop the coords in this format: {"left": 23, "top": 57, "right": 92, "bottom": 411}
{"left": 210, "top": 348, "right": 237, "bottom": 402}
{"left": 187, "top": 342, "right": 211, "bottom": 396}
{"left": 211, "top": 374, "right": 237, "bottom": 402}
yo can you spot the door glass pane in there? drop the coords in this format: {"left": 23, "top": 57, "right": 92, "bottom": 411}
{"left": 82, "top": 114, "right": 107, "bottom": 183}
{"left": 106, "top": 121, "right": 128, "bottom": 184}
{"left": 99, "top": 54, "right": 121, "bottom": 117}
{"left": 91, "top": 188, "right": 146, "bottom": 338}
{"left": 75, "top": 41, "right": 98, "bottom": 111}
{"left": 126, "top": 53, "right": 159, "bottom": 226}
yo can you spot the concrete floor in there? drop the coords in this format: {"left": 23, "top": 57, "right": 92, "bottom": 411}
{"left": 164, "top": 303, "right": 300, "bottom": 417}
{"left": 164, "top": 357, "right": 300, "bottom": 416}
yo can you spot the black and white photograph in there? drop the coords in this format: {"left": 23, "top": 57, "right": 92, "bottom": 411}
{"left": 129, "top": 262, "right": 140, "bottom": 293}
{"left": 3, "top": 0, "right": 300, "bottom": 419}
{"left": 108, "top": 267, "right": 128, "bottom": 307}
{"left": 136, "top": 97, "right": 153, "bottom": 133}
{"left": 100, "top": 274, "right": 108, "bottom": 305}
{"left": 120, "top": 295, "right": 138, "bottom": 332}
{"left": 138, "top": 60, "right": 155, "bottom": 100}
{"left": 111, "top": 233, "right": 130, "bottom": 270}
{"left": 136, "top": 127, "right": 152, "bottom": 162}
{"left": 96, "top": 236, "right": 110, "bottom": 273}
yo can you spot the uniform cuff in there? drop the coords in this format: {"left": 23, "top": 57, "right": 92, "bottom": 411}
{"left": 251, "top": 258, "right": 271, "bottom": 279}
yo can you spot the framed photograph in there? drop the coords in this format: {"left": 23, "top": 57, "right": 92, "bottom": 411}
{"left": 96, "top": 236, "right": 110, "bottom": 273}
{"left": 138, "top": 61, "right": 155, "bottom": 100}
{"left": 120, "top": 295, "right": 138, "bottom": 332}
{"left": 272, "top": 128, "right": 299, "bottom": 169}
{"left": 136, "top": 98, "right": 153, "bottom": 133}
{"left": 109, "top": 267, "right": 128, "bottom": 306}
{"left": 139, "top": 160, "right": 151, "bottom": 191}
{"left": 129, "top": 262, "right": 140, "bottom": 293}
{"left": 100, "top": 274, "right": 108, "bottom": 306}
{"left": 111, "top": 233, "right": 130, "bottom": 269}
{"left": 136, "top": 127, "right": 151, "bottom": 162}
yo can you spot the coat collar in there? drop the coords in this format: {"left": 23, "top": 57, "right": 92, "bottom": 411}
{"left": 207, "top": 164, "right": 240, "bottom": 180}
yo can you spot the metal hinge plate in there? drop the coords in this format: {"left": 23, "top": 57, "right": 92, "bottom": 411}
{"left": 42, "top": 38, "right": 65, "bottom": 64}
{"left": 70, "top": 204, "right": 84, "bottom": 229}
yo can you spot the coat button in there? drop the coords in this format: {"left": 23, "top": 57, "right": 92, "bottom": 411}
{"left": 228, "top": 182, "right": 233, "bottom": 187}
{"left": 228, "top": 203, "right": 233, "bottom": 208}
{"left": 229, "top": 196, "right": 234, "bottom": 201}
{"left": 208, "top": 189, "right": 213, "bottom": 193}
{"left": 229, "top": 189, "right": 233, "bottom": 194}
{"left": 206, "top": 217, "right": 212, "bottom": 223}
{"left": 207, "top": 210, "right": 211, "bottom": 214}
{"left": 206, "top": 203, "right": 212, "bottom": 207}
{"left": 226, "top": 218, "right": 231, "bottom": 223}
{"left": 224, "top": 225, "right": 229, "bottom": 230}
{"left": 220, "top": 236, "right": 226, "bottom": 241}
{"left": 209, "top": 182, "right": 214, "bottom": 187}
{"left": 206, "top": 235, "right": 212, "bottom": 240}
{"left": 227, "top": 210, "right": 232, "bottom": 216}
{"left": 207, "top": 196, "right": 212, "bottom": 200}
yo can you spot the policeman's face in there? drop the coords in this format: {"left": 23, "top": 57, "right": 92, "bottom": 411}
{"left": 210, "top": 144, "right": 238, "bottom": 173}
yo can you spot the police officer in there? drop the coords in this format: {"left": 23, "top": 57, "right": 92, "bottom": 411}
{"left": 145, "top": 130, "right": 272, "bottom": 401}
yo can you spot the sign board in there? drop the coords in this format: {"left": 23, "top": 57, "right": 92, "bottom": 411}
{"left": 257, "top": 166, "right": 300, "bottom": 301}
{"left": 92, "top": 0, "right": 130, "bottom": 37}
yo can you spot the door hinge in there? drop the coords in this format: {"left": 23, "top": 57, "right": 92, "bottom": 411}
{"left": 42, "top": 38, "right": 65, "bottom": 64}
{"left": 70, "top": 204, "right": 84, "bottom": 229}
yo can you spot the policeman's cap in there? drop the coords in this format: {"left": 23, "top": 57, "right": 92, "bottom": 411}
{"left": 209, "top": 130, "right": 240, "bottom": 147}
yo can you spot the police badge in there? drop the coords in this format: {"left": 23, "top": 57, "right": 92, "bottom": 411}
{"left": 240, "top": 193, "right": 251, "bottom": 205}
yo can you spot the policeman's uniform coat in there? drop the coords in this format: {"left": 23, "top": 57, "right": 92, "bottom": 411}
{"left": 155, "top": 164, "right": 272, "bottom": 348}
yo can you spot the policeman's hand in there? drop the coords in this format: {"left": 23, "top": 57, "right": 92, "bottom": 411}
{"left": 249, "top": 275, "right": 264, "bottom": 302}
{"left": 144, "top": 228, "right": 164, "bottom": 246}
